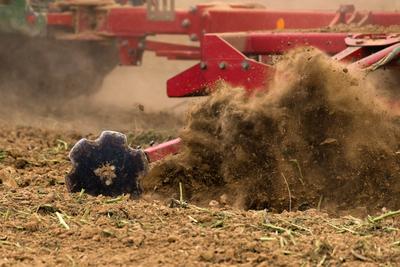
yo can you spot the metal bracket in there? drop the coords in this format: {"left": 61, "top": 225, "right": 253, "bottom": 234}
{"left": 147, "top": 0, "right": 175, "bottom": 21}
{"left": 345, "top": 34, "right": 400, "bottom": 47}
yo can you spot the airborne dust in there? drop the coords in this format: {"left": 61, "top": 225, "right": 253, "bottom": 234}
{"left": 145, "top": 48, "right": 400, "bottom": 215}
{"left": 0, "top": 34, "right": 183, "bottom": 134}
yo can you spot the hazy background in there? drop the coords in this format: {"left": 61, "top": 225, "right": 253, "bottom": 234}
{"left": 94, "top": 0, "right": 400, "bottom": 112}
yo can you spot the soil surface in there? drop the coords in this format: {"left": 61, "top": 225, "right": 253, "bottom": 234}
{"left": 0, "top": 126, "right": 399, "bottom": 266}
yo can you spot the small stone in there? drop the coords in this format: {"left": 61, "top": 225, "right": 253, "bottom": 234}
{"left": 92, "top": 234, "right": 101, "bottom": 241}
{"left": 247, "top": 241, "right": 259, "bottom": 252}
{"left": 121, "top": 230, "right": 145, "bottom": 246}
{"left": 220, "top": 194, "right": 228, "bottom": 205}
{"left": 101, "top": 229, "right": 115, "bottom": 238}
{"left": 167, "top": 235, "right": 178, "bottom": 243}
{"left": 131, "top": 233, "right": 145, "bottom": 246}
{"left": 122, "top": 236, "right": 135, "bottom": 246}
{"left": 0, "top": 167, "right": 18, "bottom": 188}
{"left": 14, "top": 158, "right": 28, "bottom": 169}
{"left": 80, "top": 227, "right": 95, "bottom": 240}
{"left": 24, "top": 221, "right": 40, "bottom": 232}
{"left": 45, "top": 192, "right": 56, "bottom": 202}
{"left": 209, "top": 200, "right": 219, "bottom": 208}
{"left": 225, "top": 248, "right": 235, "bottom": 259}
{"left": 200, "top": 250, "right": 214, "bottom": 261}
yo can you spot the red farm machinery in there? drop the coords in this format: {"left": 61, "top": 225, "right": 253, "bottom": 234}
{"left": 1, "top": 0, "right": 399, "bottom": 97}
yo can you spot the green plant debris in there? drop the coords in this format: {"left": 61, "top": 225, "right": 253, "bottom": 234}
{"left": 289, "top": 159, "right": 305, "bottom": 185}
{"left": 56, "top": 139, "right": 68, "bottom": 150}
{"left": 368, "top": 210, "right": 400, "bottom": 223}
{"left": 104, "top": 196, "right": 124, "bottom": 204}
{"left": 0, "top": 149, "right": 7, "bottom": 161}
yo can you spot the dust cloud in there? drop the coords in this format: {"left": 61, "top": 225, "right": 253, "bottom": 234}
{"left": 0, "top": 35, "right": 185, "bottom": 133}
{"left": 144, "top": 48, "right": 400, "bottom": 215}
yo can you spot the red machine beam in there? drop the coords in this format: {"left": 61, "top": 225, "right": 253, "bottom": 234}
{"left": 167, "top": 34, "right": 273, "bottom": 97}
{"left": 369, "top": 13, "right": 400, "bottom": 26}
{"left": 167, "top": 33, "right": 400, "bottom": 97}
{"left": 47, "top": 13, "right": 74, "bottom": 28}
{"left": 350, "top": 43, "right": 400, "bottom": 69}
{"left": 144, "top": 138, "right": 182, "bottom": 163}
{"left": 146, "top": 41, "right": 200, "bottom": 59}
{"left": 201, "top": 10, "right": 336, "bottom": 33}
{"left": 43, "top": 4, "right": 400, "bottom": 67}
{"left": 102, "top": 7, "right": 400, "bottom": 38}
{"left": 332, "top": 47, "right": 364, "bottom": 62}
{"left": 82, "top": 5, "right": 400, "bottom": 40}
{"left": 100, "top": 8, "right": 192, "bottom": 36}
{"left": 220, "top": 32, "right": 349, "bottom": 55}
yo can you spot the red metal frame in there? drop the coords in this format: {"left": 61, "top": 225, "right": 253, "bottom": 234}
{"left": 167, "top": 34, "right": 273, "bottom": 96}
{"left": 44, "top": 3, "right": 400, "bottom": 65}
{"left": 97, "top": 5, "right": 400, "bottom": 38}
{"left": 144, "top": 138, "right": 181, "bottom": 163}
{"left": 41, "top": 2, "right": 400, "bottom": 123}
{"left": 350, "top": 43, "right": 400, "bottom": 69}
{"left": 46, "top": 13, "right": 74, "bottom": 28}
{"left": 41, "top": 3, "right": 400, "bottom": 107}
{"left": 40, "top": 2, "right": 400, "bottom": 100}
{"left": 167, "top": 33, "right": 400, "bottom": 97}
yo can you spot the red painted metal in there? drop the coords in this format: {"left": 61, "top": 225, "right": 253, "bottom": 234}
{"left": 98, "top": 6, "right": 400, "bottom": 41}
{"left": 44, "top": 4, "right": 400, "bottom": 68}
{"left": 167, "top": 34, "right": 273, "bottom": 97}
{"left": 117, "top": 38, "right": 200, "bottom": 64}
{"left": 154, "top": 50, "right": 200, "bottom": 60}
{"left": 202, "top": 10, "right": 334, "bottom": 33}
{"left": 144, "top": 138, "right": 182, "bottom": 163}
{"left": 117, "top": 38, "right": 144, "bottom": 65}
{"left": 369, "top": 13, "right": 400, "bottom": 26}
{"left": 350, "top": 43, "right": 400, "bottom": 69}
{"left": 167, "top": 32, "right": 400, "bottom": 97}
{"left": 42, "top": 3, "right": 400, "bottom": 103}
{"left": 146, "top": 40, "right": 200, "bottom": 59}
{"left": 99, "top": 8, "right": 191, "bottom": 36}
{"left": 220, "top": 32, "right": 349, "bottom": 55}
{"left": 26, "top": 14, "right": 37, "bottom": 25}
{"left": 47, "top": 13, "right": 74, "bottom": 28}
{"left": 345, "top": 34, "right": 400, "bottom": 47}
{"left": 332, "top": 47, "right": 364, "bottom": 62}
